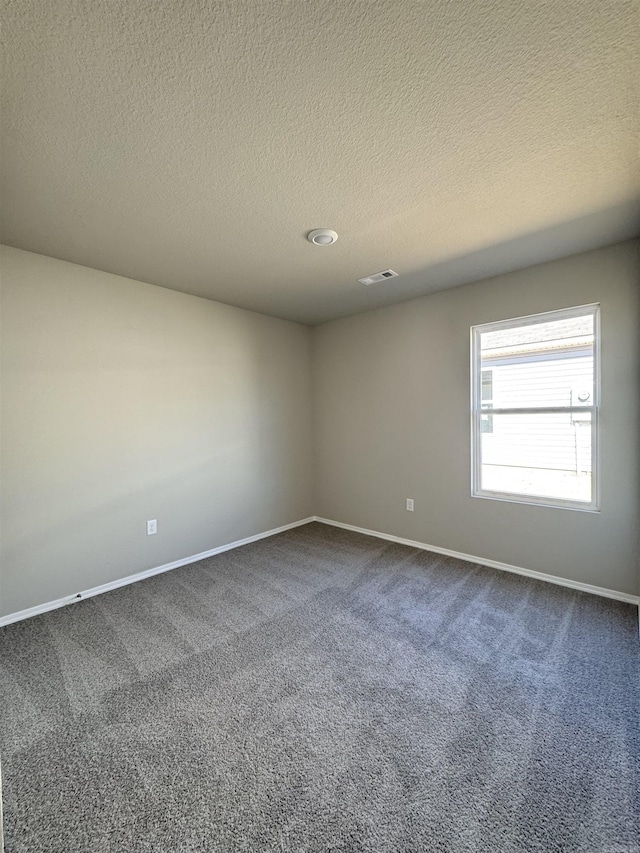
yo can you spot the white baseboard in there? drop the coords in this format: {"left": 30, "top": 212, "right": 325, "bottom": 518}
{"left": 2, "top": 514, "right": 637, "bottom": 628}
{"left": 0, "top": 517, "right": 316, "bottom": 628}
{"left": 313, "top": 517, "right": 640, "bottom": 606}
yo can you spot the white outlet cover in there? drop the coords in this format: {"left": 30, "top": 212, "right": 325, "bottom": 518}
{"left": 147, "top": 519, "right": 157, "bottom": 535}
{"left": 406, "top": 499, "right": 414, "bottom": 511}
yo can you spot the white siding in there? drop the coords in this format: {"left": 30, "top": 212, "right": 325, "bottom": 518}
{"left": 481, "top": 354, "right": 592, "bottom": 472}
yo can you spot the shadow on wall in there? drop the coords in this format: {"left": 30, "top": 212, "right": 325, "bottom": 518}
{"left": 0, "top": 278, "right": 312, "bottom": 618}
{"left": 330, "top": 199, "right": 640, "bottom": 323}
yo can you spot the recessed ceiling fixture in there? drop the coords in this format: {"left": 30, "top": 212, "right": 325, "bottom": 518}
{"left": 358, "top": 269, "right": 398, "bottom": 285}
{"left": 307, "top": 229, "right": 338, "bottom": 246}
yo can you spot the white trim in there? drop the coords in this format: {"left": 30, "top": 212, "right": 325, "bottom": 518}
{"left": 0, "top": 518, "right": 316, "bottom": 628}
{"left": 470, "top": 303, "right": 600, "bottom": 513}
{"left": 313, "top": 517, "right": 639, "bottom": 605}
{"left": 471, "top": 302, "right": 601, "bottom": 334}
{"left": 2, "top": 514, "right": 636, "bottom": 627}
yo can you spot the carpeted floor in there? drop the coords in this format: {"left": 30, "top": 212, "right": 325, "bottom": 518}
{"left": 0, "top": 521, "right": 638, "bottom": 852}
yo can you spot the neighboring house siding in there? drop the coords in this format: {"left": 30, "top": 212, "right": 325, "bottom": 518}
{"left": 482, "top": 354, "right": 593, "bottom": 472}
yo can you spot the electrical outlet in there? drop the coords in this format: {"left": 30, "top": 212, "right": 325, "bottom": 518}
{"left": 406, "top": 498, "right": 414, "bottom": 512}
{"left": 147, "top": 519, "right": 157, "bottom": 535}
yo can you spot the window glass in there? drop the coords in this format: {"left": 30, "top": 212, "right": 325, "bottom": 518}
{"left": 472, "top": 306, "right": 598, "bottom": 510}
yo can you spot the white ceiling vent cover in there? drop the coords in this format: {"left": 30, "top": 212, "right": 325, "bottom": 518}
{"left": 358, "top": 269, "right": 399, "bottom": 286}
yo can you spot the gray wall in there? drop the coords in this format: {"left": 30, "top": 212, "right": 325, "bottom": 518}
{"left": 312, "top": 240, "right": 640, "bottom": 596}
{"left": 1, "top": 247, "right": 313, "bottom": 617}
{"left": 2, "top": 240, "right": 639, "bottom": 618}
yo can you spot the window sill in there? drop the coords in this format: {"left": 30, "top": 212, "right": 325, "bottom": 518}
{"left": 471, "top": 490, "right": 600, "bottom": 513}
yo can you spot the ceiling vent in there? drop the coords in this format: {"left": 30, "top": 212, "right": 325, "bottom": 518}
{"left": 358, "top": 269, "right": 398, "bottom": 286}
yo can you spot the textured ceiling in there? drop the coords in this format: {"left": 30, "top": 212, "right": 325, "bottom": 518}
{"left": 1, "top": 1, "right": 639, "bottom": 325}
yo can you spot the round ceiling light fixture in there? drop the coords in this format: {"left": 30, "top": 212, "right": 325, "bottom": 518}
{"left": 307, "top": 229, "right": 338, "bottom": 246}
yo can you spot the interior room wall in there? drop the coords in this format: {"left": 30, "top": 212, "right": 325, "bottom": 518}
{"left": 0, "top": 246, "right": 314, "bottom": 617}
{"left": 312, "top": 240, "right": 640, "bottom": 596}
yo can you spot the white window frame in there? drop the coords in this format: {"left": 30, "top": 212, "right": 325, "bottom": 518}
{"left": 470, "top": 304, "right": 600, "bottom": 512}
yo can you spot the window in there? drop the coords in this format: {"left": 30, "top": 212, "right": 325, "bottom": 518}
{"left": 471, "top": 304, "right": 599, "bottom": 510}
{"left": 480, "top": 370, "right": 493, "bottom": 433}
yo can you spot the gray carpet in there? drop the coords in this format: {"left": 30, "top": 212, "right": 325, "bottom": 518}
{"left": 0, "top": 522, "right": 638, "bottom": 852}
